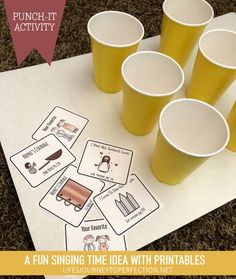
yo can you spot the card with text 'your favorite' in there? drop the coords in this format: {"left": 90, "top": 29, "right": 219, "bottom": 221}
{"left": 32, "top": 106, "right": 88, "bottom": 149}
{"left": 65, "top": 218, "right": 127, "bottom": 251}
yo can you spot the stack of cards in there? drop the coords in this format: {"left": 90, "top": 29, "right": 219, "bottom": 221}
{"left": 10, "top": 106, "right": 161, "bottom": 251}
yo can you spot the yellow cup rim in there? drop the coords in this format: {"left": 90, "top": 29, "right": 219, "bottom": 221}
{"left": 87, "top": 11, "right": 145, "bottom": 48}
{"left": 163, "top": 0, "right": 214, "bottom": 27}
{"left": 121, "top": 51, "right": 184, "bottom": 97}
{"left": 199, "top": 29, "right": 236, "bottom": 70}
{"left": 159, "top": 98, "right": 230, "bottom": 158}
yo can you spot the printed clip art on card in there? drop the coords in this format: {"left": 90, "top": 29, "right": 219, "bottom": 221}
{"left": 39, "top": 165, "right": 105, "bottom": 227}
{"left": 65, "top": 218, "right": 127, "bottom": 251}
{"left": 94, "top": 174, "right": 160, "bottom": 235}
{"left": 10, "top": 134, "right": 76, "bottom": 187}
{"left": 32, "top": 106, "right": 89, "bottom": 149}
{"left": 78, "top": 140, "right": 133, "bottom": 185}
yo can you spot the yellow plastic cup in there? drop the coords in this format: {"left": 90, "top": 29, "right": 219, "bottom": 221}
{"left": 160, "top": 0, "right": 214, "bottom": 68}
{"left": 87, "top": 11, "right": 144, "bottom": 93}
{"left": 151, "top": 98, "right": 229, "bottom": 185}
{"left": 187, "top": 29, "right": 236, "bottom": 104}
{"left": 121, "top": 51, "right": 184, "bottom": 136}
{"left": 227, "top": 102, "right": 236, "bottom": 152}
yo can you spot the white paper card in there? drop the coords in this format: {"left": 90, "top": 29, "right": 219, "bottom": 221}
{"left": 65, "top": 218, "right": 127, "bottom": 251}
{"left": 78, "top": 140, "right": 133, "bottom": 185}
{"left": 32, "top": 106, "right": 88, "bottom": 148}
{"left": 39, "top": 165, "right": 105, "bottom": 227}
{"left": 10, "top": 134, "right": 75, "bottom": 188}
{"left": 94, "top": 174, "right": 160, "bottom": 235}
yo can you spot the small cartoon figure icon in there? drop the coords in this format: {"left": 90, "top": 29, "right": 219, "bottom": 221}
{"left": 51, "top": 127, "right": 74, "bottom": 141}
{"left": 96, "top": 235, "right": 110, "bottom": 251}
{"left": 25, "top": 162, "right": 37, "bottom": 174}
{"left": 57, "top": 119, "right": 78, "bottom": 133}
{"left": 83, "top": 235, "right": 95, "bottom": 251}
{"left": 97, "top": 156, "right": 111, "bottom": 173}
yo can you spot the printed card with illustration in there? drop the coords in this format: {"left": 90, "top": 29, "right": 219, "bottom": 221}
{"left": 32, "top": 106, "right": 89, "bottom": 149}
{"left": 78, "top": 140, "right": 133, "bottom": 185}
{"left": 94, "top": 174, "right": 160, "bottom": 235}
{"left": 65, "top": 218, "right": 127, "bottom": 251}
{"left": 39, "top": 165, "right": 105, "bottom": 227}
{"left": 10, "top": 134, "right": 75, "bottom": 188}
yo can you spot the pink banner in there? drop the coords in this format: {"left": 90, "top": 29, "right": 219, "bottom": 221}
{"left": 3, "top": 0, "right": 66, "bottom": 65}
